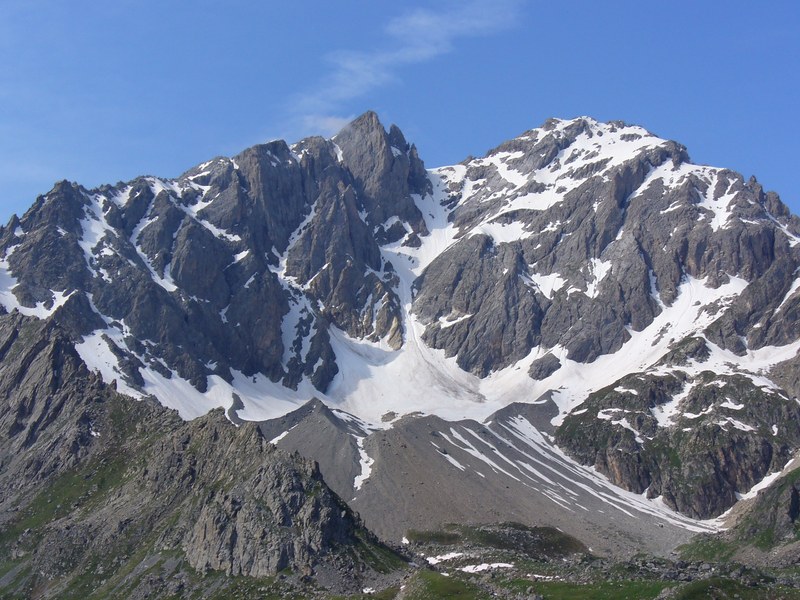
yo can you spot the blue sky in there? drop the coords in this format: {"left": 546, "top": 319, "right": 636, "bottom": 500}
{"left": 1, "top": 0, "right": 798, "bottom": 221}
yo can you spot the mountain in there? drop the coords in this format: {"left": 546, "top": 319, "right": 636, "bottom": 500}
{"left": 2, "top": 111, "right": 800, "bottom": 589}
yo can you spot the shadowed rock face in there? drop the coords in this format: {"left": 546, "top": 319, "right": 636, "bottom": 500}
{"left": 0, "top": 312, "right": 399, "bottom": 598}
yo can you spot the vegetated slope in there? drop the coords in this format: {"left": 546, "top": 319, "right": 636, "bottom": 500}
{"left": 1, "top": 111, "right": 800, "bottom": 527}
{"left": 682, "top": 457, "right": 800, "bottom": 567}
{"left": 0, "top": 311, "right": 403, "bottom": 599}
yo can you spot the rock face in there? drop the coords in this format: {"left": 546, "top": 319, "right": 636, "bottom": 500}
{"left": 0, "top": 312, "right": 400, "bottom": 598}
{"left": 555, "top": 369, "right": 800, "bottom": 517}
{"left": 0, "top": 311, "right": 108, "bottom": 499}
{"left": 683, "top": 464, "right": 800, "bottom": 568}
{"left": 2, "top": 111, "right": 800, "bottom": 529}
{"left": 408, "top": 117, "right": 800, "bottom": 519}
{"left": 735, "top": 467, "right": 800, "bottom": 550}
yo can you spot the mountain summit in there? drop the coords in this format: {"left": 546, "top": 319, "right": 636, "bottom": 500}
{"left": 2, "top": 112, "right": 800, "bottom": 526}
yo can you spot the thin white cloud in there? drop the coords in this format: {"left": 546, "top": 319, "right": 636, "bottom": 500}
{"left": 300, "top": 114, "right": 355, "bottom": 136}
{"left": 292, "top": 0, "right": 522, "bottom": 136}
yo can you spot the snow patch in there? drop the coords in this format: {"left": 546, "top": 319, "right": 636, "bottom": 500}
{"left": 696, "top": 172, "right": 737, "bottom": 232}
{"left": 523, "top": 271, "right": 566, "bottom": 300}
{"left": 585, "top": 258, "right": 612, "bottom": 298}
{"left": 717, "top": 417, "right": 755, "bottom": 432}
{"left": 0, "top": 259, "right": 74, "bottom": 319}
{"left": 353, "top": 436, "right": 374, "bottom": 490}
{"left": 269, "top": 425, "right": 298, "bottom": 445}
{"left": 460, "top": 563, "right": 513, "bottom": 573}
{"left": 720, "top": 399, "right": 744, "bottom": 410}
{"left": 426, "top": 552, "right": 463, "bottom": 565}
{"left": 438, "top": 312, "right": 473, "bottom": 329}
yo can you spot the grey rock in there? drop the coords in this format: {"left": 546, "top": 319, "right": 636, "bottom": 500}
{"left": 335, "top": 111, "right": 430, "bottom": 238}
{"left": 2, "top": 110, "right": 800, "bottom": 535}
{"left": 528, "top": 353, "right": 562, "bottom": 380}
{"left": 413, "top": 235, "right": 544, "bottom": 375}
{"left": 556, "top": 370, "right": 800, "bottom": 518}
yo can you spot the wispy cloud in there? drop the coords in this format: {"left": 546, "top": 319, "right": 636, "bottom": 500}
{"left": 292, "top": 0, "right": 522, "bottom": 136}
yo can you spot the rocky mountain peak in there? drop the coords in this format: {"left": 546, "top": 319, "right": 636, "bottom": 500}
{"left": 333, "top": 111, "right": 430, "bottom": 240}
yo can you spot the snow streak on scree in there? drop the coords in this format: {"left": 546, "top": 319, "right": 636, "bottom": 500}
{"left": 427, "top": 408, "right": 713, "bottom": 533}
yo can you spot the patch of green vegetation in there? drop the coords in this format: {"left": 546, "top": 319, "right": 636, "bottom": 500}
{"left": 0, "top": 558, "right": 22, "bottom": 581}
{"left": 407, "top": 523, "right": 587, "bottom": 559}
{"left": 0, "top": 562, "right": 32, "bottom": 600}
{"left": 197, "top": 574, "right": 287, "bottom": 600}
{"left": 753, "top": 526, "right": 776, "bottom": 550}
{"left": 521, "top": 579, "right": 670, "bottom": 599}
{"left": 0, "top": 452, "right": 129, "bottom": 554}
{"left": 406, "top": 529, "right": 462, "bottom": 545}
{"left": 466, "top": 523, "right": 587, "bottom": 556}
{"left": 678, "top": 534, "right": 737, "bottom": 562}
{"left": 331, "top": 587, "right": 400, "bottom": 600}
{"left": 671, "top": 577, "right": 800, "bottom": 599}
{"left": 403, "top": 570, "right": 489, "bottom": 599}
{"left": 733, "top": 466, "right": 800, "bottom": 550}
{"left": 665, "top": 445, "right": 682, "bottom": 469}
{"left": 59, "top": 556, "right": 107, "bottom": 599}
{"left": 365, "top": 588, "right": 400, "bottom": 600}
{"left": 646, "top": 437, "right": 682, "bottom": 471}
{"left": 53, "top": 529, "right": 159, "bottom": 599}
{"left": 305, "top": 480, "right": 323, "bottom": 499}
{"left": 354, "top": 531, "right": 407, "bottom": 574}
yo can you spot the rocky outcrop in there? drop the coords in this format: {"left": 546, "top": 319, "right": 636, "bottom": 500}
{"left": 163, "top": 416, "right": 358, "bottom": 578}
{"left": 682, "top": 465, "right": 800, "bottom": 568}
{"left": 413, "top": 236, "right": 544, "bottom": 375}
{"left": 0, "top": 311, "right": 109, "bottom": 499}
{"left": 734, "top": 468, "right": 800, "bottom": 548}
{"left": 335, "top": 111, "right": 431, "bottom": 242}
{"left": 556, "top": 369, "right": 800, "bottom": 518}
